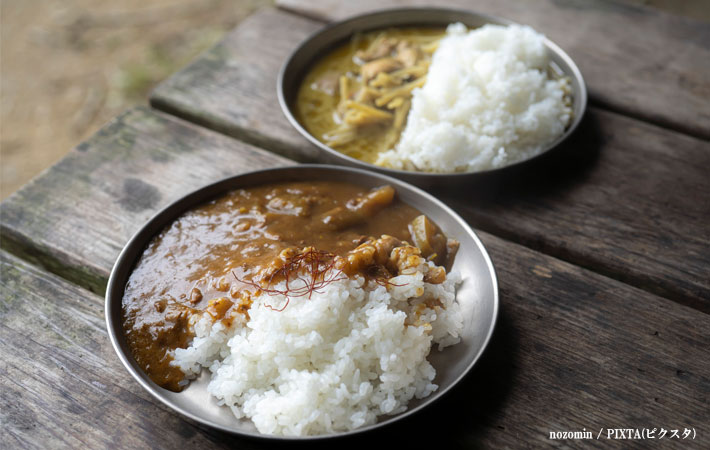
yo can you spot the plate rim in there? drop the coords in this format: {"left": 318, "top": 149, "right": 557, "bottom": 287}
{"left": 105, "top": 163, "right": 499, "bottom": 440}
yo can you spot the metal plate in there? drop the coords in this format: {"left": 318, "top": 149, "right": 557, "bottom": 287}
{"left": 105, "top": 165, "right": 498, "bottom": 440}
{"left": 277, "top": 7, "right": 588, "bottom": 188}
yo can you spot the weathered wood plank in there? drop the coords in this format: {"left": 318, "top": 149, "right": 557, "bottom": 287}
{"left": 2, "top": 232, "right": 708, "bottom": 447}
{"left": 277, "top": 0, "right": 710, "bottom": 139}
{"left": 0, "top": 106, "right": 292, "bottom": 295}
{"left": 379, "top": 231, "right": 710, "bottom": 448}
{"left": 437, "top": 108, "right": 710, "bottom": 312}
{"left": 150, "top": 9, "right": 317, "bottom": 160}
{"left": 150, "top": 8, "right": 710, "bottom": 310}
{"left": 0, "top": 251, "right": 265, "bottom": 449}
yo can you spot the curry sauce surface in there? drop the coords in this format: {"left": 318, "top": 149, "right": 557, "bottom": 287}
{"left": 122, "top": 181, "right": 422, "bottom": 391}
{"left": 295, "top": 27, "right": 445, "bottom": 163}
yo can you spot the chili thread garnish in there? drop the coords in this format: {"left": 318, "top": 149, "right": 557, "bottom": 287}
{"left": 232, "top": 247, "right": 409, "bottom": 311}
{"left": 232, "top": 248, "right": 347, "bottom": 312}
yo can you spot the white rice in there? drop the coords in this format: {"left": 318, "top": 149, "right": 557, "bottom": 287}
{"left": 171, "top": 261, "right": 462, "bottom": 436}
{"left": 377, "top": 23, "right": 572, "bottom": 173}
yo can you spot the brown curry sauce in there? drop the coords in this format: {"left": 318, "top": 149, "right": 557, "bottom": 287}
{"left": 122, "top": 181, "right": 456, "bottom": 391}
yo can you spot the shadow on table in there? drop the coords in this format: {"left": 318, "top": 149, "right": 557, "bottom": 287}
{"left": 188, "top": 303, "right": 518, "bottom": 449}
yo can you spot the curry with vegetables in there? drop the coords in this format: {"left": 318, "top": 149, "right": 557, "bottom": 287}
{"left": 295, "top": 28, "right": 445, "bottom": 163}
{"left": 122, "top": 181, "right": 458, "bottom": 391}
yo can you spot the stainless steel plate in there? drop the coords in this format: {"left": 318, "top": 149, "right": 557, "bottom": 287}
{"left": 278, "top": 7, "right": 588, "bottom": 188}
{"left": 105, "top": 165, "right": 498, "bottom": 440}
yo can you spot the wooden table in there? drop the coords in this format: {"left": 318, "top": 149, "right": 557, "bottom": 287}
{"left": 2, "top": 1, "right": 708, "bottom": 448}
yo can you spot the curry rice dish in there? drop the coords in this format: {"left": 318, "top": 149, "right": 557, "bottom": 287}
{"left": 122, "top": 181, "right": 464, "bottom": 435}
{"left": 296, "top": 24, "right": 573, "bottom": 173}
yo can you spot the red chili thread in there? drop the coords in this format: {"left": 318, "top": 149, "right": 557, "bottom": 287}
{"left": 231, "top": 248, "right": 408, "bottom": 311}
{"left": 232, "top": 249, "right": 347, "bottom": 312}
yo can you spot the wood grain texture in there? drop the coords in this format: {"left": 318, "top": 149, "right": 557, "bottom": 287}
{"left": 277, "top": 0, "right": 710, "bottom": 139}
{"left": 150, "top": 8, "right": 710, "bottom": 311}
{"left": 2, "top": 234, "right": 708, "bottom": 448}
{"left": 393, "top": 230, "right": 710, "bottom": 449}
{"left": 0, "top": 106, "right": 292, "bottom": 295}
{"left": 0, "top": 251, "right": 267, "bottom": 450}
{"left": 436, "top": 108, "right": 710, "bottom": 312}
{"left": 150, "top": 9, "right": 320, "bottom": 161}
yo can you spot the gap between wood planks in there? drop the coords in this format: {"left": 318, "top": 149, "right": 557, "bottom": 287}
{"left": 457, "top": 212, "right": 710, "bottom": 315}
{"left": 587, "top": 98, "right": 710, "bottom": 143}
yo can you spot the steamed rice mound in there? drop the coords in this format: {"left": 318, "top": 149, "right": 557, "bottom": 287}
{"left": 377, "top": 23, "right": 572, "bottom": 172}
{"left": 172, "top": 260, "right": 462, "bottom": 436}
